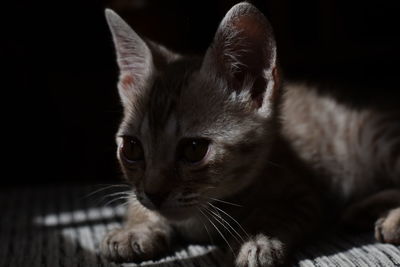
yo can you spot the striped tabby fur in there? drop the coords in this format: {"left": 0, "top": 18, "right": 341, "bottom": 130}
{"left": 101, "top": 2, "right": 400, "bottom": 266}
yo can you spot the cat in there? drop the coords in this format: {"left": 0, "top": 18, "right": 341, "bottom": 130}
{"left": 101, "top": 2, "right": 400, "bottom": 266}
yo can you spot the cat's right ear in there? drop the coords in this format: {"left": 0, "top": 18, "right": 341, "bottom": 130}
{"left": 201, "top": 3, "right": 280, "bottom": 116}
{"left": 105, "top": 9, "right": 154, "bottom": 106}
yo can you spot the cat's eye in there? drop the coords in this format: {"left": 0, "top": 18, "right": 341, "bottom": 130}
{"left": 179, "top": 139, "right": 210, "bottom": 164}
{"left": 120, "top": 136, "right": 144, "bottom": 163}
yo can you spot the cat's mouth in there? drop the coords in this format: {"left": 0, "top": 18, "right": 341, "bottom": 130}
{"left": 136, "top": 191, "right": 201, "bottom": 220}
{"left": 152, "top": 204, "right": 198, "bottom": 221}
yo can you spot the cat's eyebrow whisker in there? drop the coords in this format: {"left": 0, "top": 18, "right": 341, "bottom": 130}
{"left": 203, "top": 205, "right": 244, "bottom": 243}
{"left": 208, "top": 202, "right": 250, "bottom": 239}
{"left": 198, "top": 207, "right": 235, "bottom": 257}
{"left": 207, "top": 197, "right": 243, "bottom": 207}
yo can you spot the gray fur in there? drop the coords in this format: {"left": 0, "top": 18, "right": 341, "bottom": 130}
{"left": 102, "top": 2, "right": 400, "bottom": 266}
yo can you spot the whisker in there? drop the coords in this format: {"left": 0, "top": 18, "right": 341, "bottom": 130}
{"left": 103, "top": 196, "right": 132, "bottom": 207}
{"left": 203, "top": 205, "right": 242, "bottom": 244}
{"left": 208, "top": 202, "right": 250, "bottom": 239}
{"left": 102, "top": 191, "right": 131, "bottom": 199}
{"left": 108, "top": 190, "right": 130, "bottom": 195}
{"left": 95, "top": 191, "right": 133, "bottom": 207}
{"left": 196, "top": 209, "right": 215, "bottom": 245}
{"left": 198, "top": 208, "right": 235, "bottom": 256}
{"left": 207, "top": 197, "right": 243, "bottom": 207}
{"left": 83, "top": 184, "right": 130, "bottom": 199}
{"left": 204, "top": 204, "right": 245, "bottom": 243}
{"left": 118, "top": 198, "right": 136, "bottom": 208}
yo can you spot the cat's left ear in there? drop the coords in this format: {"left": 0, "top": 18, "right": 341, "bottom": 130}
{"left": 105, "top": 9, "right": 154, "bottom": 106}
{"left": 202, "top": 3, "right": 280, "bottom": 116}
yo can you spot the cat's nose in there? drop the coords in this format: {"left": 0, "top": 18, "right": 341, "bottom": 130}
{"left": 145, "top": 191, "right": 168, "bottom": 208}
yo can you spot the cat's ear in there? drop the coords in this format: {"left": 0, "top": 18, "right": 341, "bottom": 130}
{"left": 105, "top": 9, "right": 154, "bottom": 106}
{"left": 202, "top": 3, "right": 280, "bottom": 115}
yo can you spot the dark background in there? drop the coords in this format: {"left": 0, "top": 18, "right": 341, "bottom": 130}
{"left": 4, "top": 0, "right": 400, "bottom": 186}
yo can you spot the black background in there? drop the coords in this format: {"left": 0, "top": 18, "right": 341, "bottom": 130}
{"left": 4, "top": 0, "right": 400, "bottom": 186}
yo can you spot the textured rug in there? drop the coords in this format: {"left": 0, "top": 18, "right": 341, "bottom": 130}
{"left": 1, "top": 185, "right": 399, "bottom": 267}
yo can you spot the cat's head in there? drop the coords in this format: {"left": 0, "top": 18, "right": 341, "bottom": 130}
{"left": 105, "top": 2, "right": 281, "bottom": 221}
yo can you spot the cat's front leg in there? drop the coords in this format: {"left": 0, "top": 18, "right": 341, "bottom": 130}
{"left": 341, "top": 188, "right": 400, "bottom": 244}
{"left": 234, "top": 187, "right": 322, "bottom": 267}
{"left": 101, "top": 201, "right": 173, "bottom": 263}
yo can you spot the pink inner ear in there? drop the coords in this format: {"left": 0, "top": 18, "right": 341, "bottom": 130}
{"left": 121, "top": 74, "right": 135, "bottom": 89}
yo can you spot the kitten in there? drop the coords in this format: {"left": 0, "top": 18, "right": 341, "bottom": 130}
{"left": 101, "top": 2, "right": 400, "bottom": 266}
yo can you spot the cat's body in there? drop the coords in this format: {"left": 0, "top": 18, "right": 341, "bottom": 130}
{"left": 101, "top": 3, "right": 400, "bottom": 266}
{"left": 282, "top": 84, "right": 400, "bottom": 203}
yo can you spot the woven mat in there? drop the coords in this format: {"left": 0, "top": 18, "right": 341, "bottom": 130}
{"left": 1, "top": 185, "right": 399, "bottom": 267}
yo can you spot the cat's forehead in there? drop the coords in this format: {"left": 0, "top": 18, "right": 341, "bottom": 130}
{"left": 145, "top": 57, "right": 202, "bottom": 138}
{"left": 122, "top": 55, "right": 249, "bottom": 143}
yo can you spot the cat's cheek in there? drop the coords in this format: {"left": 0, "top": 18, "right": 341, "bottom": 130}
{"left": 120, "top": 163, "right": 145, "bottom": 186}
{"left": 176, "top": 148, "right": 217, "bottom": 183}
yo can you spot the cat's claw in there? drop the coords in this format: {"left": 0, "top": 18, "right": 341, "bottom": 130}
{"left": 101, "top": 226, "right": 170, "bottom": 263}
{"left": 235, "top": 234, "right": 286, "bottom": 267}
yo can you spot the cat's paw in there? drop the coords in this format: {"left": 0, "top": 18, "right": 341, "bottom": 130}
{"left": 101, "top": 225, "right": 171, "bottom": 263}
{"left": 375, "top": 207, "right": 400, "bottom": 245}
{"left": 235, "top": 234, "right": 286, "bottom": 267}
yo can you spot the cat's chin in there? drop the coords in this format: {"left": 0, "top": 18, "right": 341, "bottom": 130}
{"left": 158, "top": 206, "right": 197, "bottom": 221}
